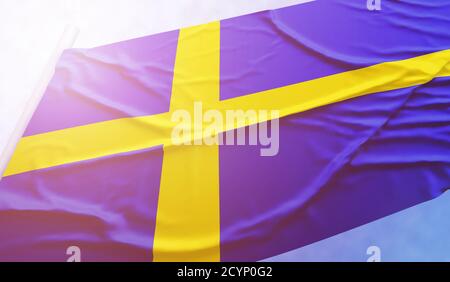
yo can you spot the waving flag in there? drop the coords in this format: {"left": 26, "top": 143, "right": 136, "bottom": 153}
{"left": 0, "top": 0, "right": 449, "bottom": 261}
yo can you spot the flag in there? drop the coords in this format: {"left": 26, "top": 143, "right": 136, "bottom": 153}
{"left": 0, "top": 0, "right": 449, "bottom": 261}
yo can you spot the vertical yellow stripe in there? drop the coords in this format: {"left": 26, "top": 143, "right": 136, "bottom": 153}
{"left": 152, "top": 22, "right": 221, "bottom": 261}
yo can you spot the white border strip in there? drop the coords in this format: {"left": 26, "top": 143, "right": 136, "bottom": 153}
{"left": 0, "top": 25, "right": 79, "bottom": 180}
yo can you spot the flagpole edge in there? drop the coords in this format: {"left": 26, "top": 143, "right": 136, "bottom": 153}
{"left": 0, "top": 24, "right": 79, "bottom": 181}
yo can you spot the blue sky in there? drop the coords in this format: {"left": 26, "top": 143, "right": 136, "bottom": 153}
{"left": 267, "top": 191, "right": 450, "bottom": 262}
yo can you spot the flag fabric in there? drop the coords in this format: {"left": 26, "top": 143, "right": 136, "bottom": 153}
{"left": 1, "top": 0, "right": 449, "bottom": 261}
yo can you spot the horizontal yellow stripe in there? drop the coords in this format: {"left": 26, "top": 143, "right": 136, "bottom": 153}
{"left": 3, "top": 112, "right": 172, "bottom": 177}
{"left": 218, "top": 49, "right": 450, "bottom": 129}
{"left": 4, "top": 49, "right": 450, "bottom": 177}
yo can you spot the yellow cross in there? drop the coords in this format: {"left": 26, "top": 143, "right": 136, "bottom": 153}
{"left": 3, "top": 21, "right": 450, "bottom": 261}
{"left": 153, "top": 22, "right": 222, "bottom": 261}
